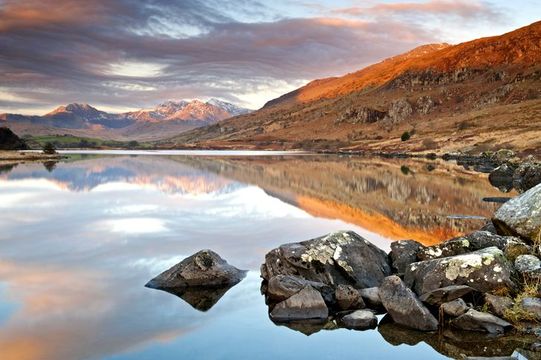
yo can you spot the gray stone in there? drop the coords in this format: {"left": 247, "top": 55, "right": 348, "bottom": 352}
{"left": 484, "top": 294, "right": 514, "bottom": 318}
{"left": 261, "top": 231, "right": 392, "bottom": 289}
{"left": 520, "top": 297, "right": 541, "bottom": 321}
{"left": 493, "top": 183, "right": 541, "bottom": 243}
{"left": 270, "top": 285, "right": 329, "bottom": 321}
{"left": 266, "top": 275, "right": 332, "bottom": 302}
{"left": 339, "top": 310, "right": 378, "bottom": 330}
{"left": 358, "top": 287, "right": 383, "bottom": 308}
{"left": 386, "top": 98, "right": 413, "bottom": 124}
{"left": 390, "top": 240, "right": 424, "bottom": 275}
{"left": 146, "top": 249, "right": 247, "bottom": 289}
{"left": 513, "top": 162, "right": 541, "bottom": 193}
{"left": 335, "top": 284, "right": 365, "bottom": 311}
{"left": 419, "top": 285, "right": 475, "bottom": 306}
{"left": 404, "top": 247, "right": 515, "bottom": 295}
{"left": 451, "top": 309, "right": 513, "bottom": 334}
{"left": 441, "top": 298, "right": 469, "bottom": 317}
{"left": 514, "top": 254, "right": 541, "bottom": 274}
{"left": 417, "top": 238, "right": 472, "bottom": 261}
{"left": 379, "top": 275, "right": 438, "bottom": 331}
{"left": 489, "top": 164, "right": 516, "bottom": 193}
{"left": 462, "top": 231, "right": 524, "bottom": 252}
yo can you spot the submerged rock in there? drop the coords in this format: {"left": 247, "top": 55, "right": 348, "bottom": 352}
{"left": 261, "top": 231, "right": 392, "bottom": 289}
{"left": 389, "top": 240, "right": 423, "bottom": 275}
{"left": 146, "top": 249, "right": 247, "bottom": 289}
{"left": 379, "top": 275, "right": 438, "bottom": 331}
{"left": 450, "top": 309, "right": 513, "bottom": 334}
{"left": 338, "top": 310, "right": 377, "bottom": 330}
{"left": 270, "top": 285, "right": 329, "bottom": 321}
{"left": 404, "top": 247, "right": 515, "bottom": 295}
{"left": 493, "top": 183, "right": 541, "bottom": 243}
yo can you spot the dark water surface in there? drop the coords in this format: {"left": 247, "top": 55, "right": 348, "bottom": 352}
{"left": 0, "top": 152, "right": 514, "bottom": 360}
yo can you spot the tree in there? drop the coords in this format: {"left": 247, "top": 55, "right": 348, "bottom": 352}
{"left": 127, "top": 140, "right": 139, "bottom": 149}
{"left": 42, "top": 142, "right": 57, "bottom": 154}
{"left": 401, "top": 131, "right": 411, "bottom": 142}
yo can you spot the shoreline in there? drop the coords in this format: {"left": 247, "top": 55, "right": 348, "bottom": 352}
{"left": 0, "top": 150, "right": 65, "bottom": 163}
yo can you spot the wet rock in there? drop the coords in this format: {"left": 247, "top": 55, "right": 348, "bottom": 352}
{"left": 146, "top": 249, "right": 247, "bottom": 289}
{"left": 405, "top": 247, "right": 515, "bottom": 295}
{"left": 520, "top": 297, "right": 541, "bottom": 320}
{"left": 417, "top": 238, "right": 471, "bottom": 261}
{"left": 489, "top": 163, "right": 516, "bottom": 192}
{"left": 484, "top": 294, "right": 514, "bottom": 318}
{"left": 261, "top": 231, "right": 392, "bottom": 289}
{"left": 379, "top": 275, "right": 438, "bottom": 331}
{"left": 358, "top": 287, "right": 383, "bottom": 308}
{"left": 266, "top": 275, "right": 332, "bottom": 302}
{"left": 514, "top": 254, "right": 541, "bottom": 274}
{"left": 338, "top": 310, "right": 377, "bottom": 330}
{"left": 493, "top": 183, "right": 541, "bottom": 243}
{"left": 419, "top": 285, "right": 475, "bottom": 306}
{"left": 451, "top": 309, "right": 513, "bottom": 334}
{"left": 513, "top": 162, "right": 541, "bottom": 193}
{"left": 441, "top": 298, "right": 469, "bottom": 317}
{"left": 389, "top": 239, "right": 424, "bottom": 275}
{"left": 270, "top": 285, "right": 329, "bottom": 321}
{"left": 335, "top": 284, "right": 365, "bottom": 311}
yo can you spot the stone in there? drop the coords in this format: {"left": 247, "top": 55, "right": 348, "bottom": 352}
{"left": 261, "top": 231, "right": 392, "bottom": 289}
{"left": 270, "top": 285, "right": 329, "bottom": 321}
{"left": 489, "top": 163, "right": 516, "bottom": 192}
{"left": 358, "top": 287, "right": 383, "bottom": 308}
{"left": 462, "top": 231, "right": 525, "bottom": 251}
{"left": 441, "top": 298, "right": 469, "bottom": 317}
{"left": 503, "top": 241, "right": 531, "bottom": 262}
{"left": 419, "top": 285, "right": 475, "bottom": 306}
{"left": 493, "top": 183, "right": 541, "bottom": 243}
{"left": 520, "top": 297, "right": 541, "bottom": 320}
{"left": 513, "top": 162, "right": 541, "bottom": 193}
{"left": 335, "top": 284, "right": 365, "bottom": 310}
{"left": 514, "top": 254, "right": 541, "bottom": 274}
{"left": 389, "top": 240, "right": 423, "bottom": 275}
{"left": 146, "top": 249, "right": 247, "bottom": 289}
{"left": 339, "top": 310, "right": 378, "bottom": 330}
{"left": 451, "top": 309, "right": 513, "bottom": 334}
{"left": 385, "top": 98, "right": 413, "bottom": 124}
{"left": 266, "top": 275, "right": 332, "bottom": 302}
{"left": 484, "top": 294, "right": 514, "bottom": 318}
{"left": 379, "top": 275, "right": 438, "bottom": 331}
{"left": 404, "top": 247, "right": 515, "bottom": 295}
{"left": 417, "top": 238, "right": 471, "bottom": 261}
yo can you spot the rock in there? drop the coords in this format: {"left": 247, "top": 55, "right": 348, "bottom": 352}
{"left": 503, "top": 241, "right": 531, "bottom": 262}
{"left": 419, "top": 285, "right": 475, "bottom": 306}
{"left": 461, "top": 231, "right": 524, "bottom": 252}
{"left": 513, "top": 162, "right": 541, "bottom": 193}
{"left": 480, "top": 222, "right": 498, "bottom": 234}
{"left": 339, "top": 310, "right": 378, "bottom": 330}
{"left": 451, "top": 309, "right": 513, "bottom": 334}
{"left": 146, "top": 249, "right": 247, "bottom": 289}
{"left": 270, "top": 285, "right": 329, "bottom": 321}
{"left": 417, "top": 238, "right": 471, "bottom": 261}
{"left": 514, "top": 254, "right": 541, "bottom": 274}
{"left": 358, "top": 287, "right": 383, "bottom": 308}
{"left": 520, "top": 297, "right": 541, "bottom": 321}
{"left": 335, "top": 284, "right": 365, "bottom": 310}
{"left": 493, "top": 183, "right": 541, "bottom": 243}
{"left": 0, "top": 127, "right": 28, "bottom": 150}
{"left": 379, "top": 275, "right": 438, "bottom": 331}
{"left": 441, "top": 298, "right": 469, "bottom": 317}
{"left": 338, "top": 107, "right": 387, "bottom": 124}
{"left": 404, "top": 247, "right": 515, "bottom": 295}
{"left": 416, "top": 95, "right": 435, "bottom": 115}
{"left": 266, "top": 275, "right": 332, "bottom": 302}
{"left": 385, "top": 99, "right": 413, "bottom": 124}
{"left": 389, "top": 240, "right": 424, "bottom": 275}
{"left": 492, "top": 149, "right": 516, "bottom": 163}
{"left": 484, "top": 294, "right": 514, "bottom": 318}
{"left": 261, "top": 231, "right": 392, "bottom": 289}
{"left": 489, "top": 164, "right": 516, "bottom": 192}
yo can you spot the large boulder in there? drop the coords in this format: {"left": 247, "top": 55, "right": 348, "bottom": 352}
{"left": 404, "top": 247, "right": 515, "bottom": 295}
{"left": 261, "top": 231, "right": 392, "bottom": 289}
{"left": 493, "top": 183, "right": 541, "bottom": 243}
{"left": 450, "top": 309, "right": 513, "bottom": 334}
{"left": 270, "top": 285, "right": 329, "bottom": 321}
{"left": 146, "top": 249, "right": 247, "bottom": 289}
{"left": 389, "top": 240, "right": 424, "bottom": 275}
{"left": 379, "top": 275, "right": 438, "bottom": 331}
{"left": 338, "top": 310, "right": 377, "bottom": 330}
{"left": 513, "top": 162, "right": 541, "bottom": 193}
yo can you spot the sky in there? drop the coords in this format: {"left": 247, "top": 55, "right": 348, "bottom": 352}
{"left": 0, "top": 0, "right": 539, "bottom": 115}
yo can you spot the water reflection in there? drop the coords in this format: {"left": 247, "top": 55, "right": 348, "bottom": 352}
{"left": 0, "top": 154, "right": 509, "bottom": 360}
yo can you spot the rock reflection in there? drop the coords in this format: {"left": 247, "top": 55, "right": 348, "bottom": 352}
{"left": 146, "top": 285, "right": 237, "bottom": 312}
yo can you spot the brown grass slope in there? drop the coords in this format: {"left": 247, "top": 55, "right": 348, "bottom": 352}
{"left": 165, "top": 21, "right": 541, "bottom": 155}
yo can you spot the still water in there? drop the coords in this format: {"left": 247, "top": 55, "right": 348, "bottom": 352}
{"left": 0, "top": 152, "right": 512, "bottom": 360}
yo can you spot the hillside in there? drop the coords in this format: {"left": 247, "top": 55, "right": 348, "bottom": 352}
{"left": 167, "top": 21, "right": 541, "bottom": 156}
{"left": 0, "top": 99, "right": 250, "bottom": 142}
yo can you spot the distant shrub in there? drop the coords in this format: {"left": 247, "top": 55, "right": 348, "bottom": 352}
{"left": 127, "top": 140, "right": 139, "bottom": 149}
{"left": 401, "top": 131, "right": 411, "bottom": 141}
{"left": 42, "top": 142, "right": 57, "bottom": 154}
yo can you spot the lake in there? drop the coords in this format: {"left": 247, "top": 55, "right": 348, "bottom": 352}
{"left": 0, "top": 151, "right": 518, "bottom": 360}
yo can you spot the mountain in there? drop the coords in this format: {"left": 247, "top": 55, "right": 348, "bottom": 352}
{"left": 167, "top": 21, "right": 541, "bottom": 156}
{"left": 0, "top": 99, "right": 251, "bottom": 141}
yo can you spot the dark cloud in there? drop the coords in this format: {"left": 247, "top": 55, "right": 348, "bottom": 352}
{"left": 0, "top": 0, "right": 504, "bottom": 113}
